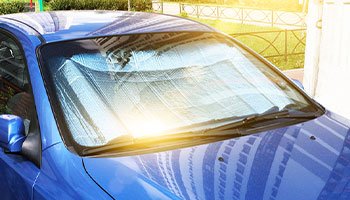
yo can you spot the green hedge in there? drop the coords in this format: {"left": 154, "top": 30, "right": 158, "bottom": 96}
{"left": 0, "top": 0, "right": 152, "bottom": 15}
{"left": 0, "top": 2, "right": 27, "bottom": 15}
{"left": 49, "top": 0, "right": 152, "bottom": 11}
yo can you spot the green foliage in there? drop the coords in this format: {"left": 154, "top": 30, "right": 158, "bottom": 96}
{"left": 235, "top": 32, "right": 306, "bottom": 70}
{"left": 48, "top": 0, "right": 152, "bottom": 11}
{"left": 0, "top": 2, "right": 27, "bottom": 15}
{"left": 180, "top": 11, "right": 188, "bottom": 18}
{"left": 132, "top": 0, "right": 153, "bottom": 11}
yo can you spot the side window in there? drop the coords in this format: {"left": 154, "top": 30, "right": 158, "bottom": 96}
{"left": 0, "top": 32, "right": 34, "bottom": 134}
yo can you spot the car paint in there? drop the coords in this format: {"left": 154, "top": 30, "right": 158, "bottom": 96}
{"left": 0, "top": 115, "right": 26, "bottom": 152}
{"left": 82, "top": 111, "right": 350, "bottom": 200}
{"left": 0, "top": 20, "right": 44, "bottom": 200}
{"left": 0, "top": 11, "right": 348, "bottom": 200}
{"left": 2, "top": 11, "right": 214, "bottom": 43}
{"left": 33, "top": 142, "right": 111, "bottom": 200}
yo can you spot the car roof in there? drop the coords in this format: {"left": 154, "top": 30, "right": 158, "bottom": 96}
{"left": 0, "top": 10, "right": 215, "bottom": 43}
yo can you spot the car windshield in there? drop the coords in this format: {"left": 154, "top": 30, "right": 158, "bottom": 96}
{"left": 39, "top": 32, "right": 316, "bottom": 147}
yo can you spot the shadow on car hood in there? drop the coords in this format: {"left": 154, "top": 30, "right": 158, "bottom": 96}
{"left": 83, "top": 111, "right": 350, "bottom": 200}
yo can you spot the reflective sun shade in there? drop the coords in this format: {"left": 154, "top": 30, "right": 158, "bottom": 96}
{"left": 40, "top": 32, "right": 311, "bottom": 147}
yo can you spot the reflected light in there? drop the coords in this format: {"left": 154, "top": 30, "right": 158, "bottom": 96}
{"left": 128, "top": 120, "right": 167, "bottom": 138}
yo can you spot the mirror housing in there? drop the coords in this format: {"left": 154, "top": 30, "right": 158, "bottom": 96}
{"left": 0, "top": 115, "right": 26, "bottom": 153}
{"left": 292, "top": 79, "right": 304, "bottom": 90}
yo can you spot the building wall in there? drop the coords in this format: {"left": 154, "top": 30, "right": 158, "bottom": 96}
{"left": 304, "top": 0, "right": 350, "bottom": 118}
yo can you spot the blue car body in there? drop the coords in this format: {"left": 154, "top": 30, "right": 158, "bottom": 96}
{"left": 0, "top": 11, "right": 349, "bottom": 200}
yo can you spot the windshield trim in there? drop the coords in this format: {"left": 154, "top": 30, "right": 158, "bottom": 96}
{"left": 36, "top": 31, "right": 325, "bottom": 156}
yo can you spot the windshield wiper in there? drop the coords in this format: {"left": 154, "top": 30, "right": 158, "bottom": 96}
{"left": 82, "top": 128, "right": 245, "bottom": 156}
{"left": 131, "top": 106, "right": 319, "bottom": 141}
{"left": 83, "top": 106, "right": 321, "bottom": 156}
{"left": 201, "top": 108, "right": 319, "bottom": 135}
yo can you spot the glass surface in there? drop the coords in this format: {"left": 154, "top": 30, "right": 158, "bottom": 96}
{"left": 40, "top": 32, "right": 315, "bottom": 147}
{"left": 0, "top": 32, "right": 32, "bottom": 135}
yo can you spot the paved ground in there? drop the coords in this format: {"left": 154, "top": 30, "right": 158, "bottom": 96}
{"left": 283, "top": 68, "right": 304, "bottom": 83}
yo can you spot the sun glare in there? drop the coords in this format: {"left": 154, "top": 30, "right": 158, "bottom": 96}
{"left": 129, "top": 120, "right": 167, "bottom": 138}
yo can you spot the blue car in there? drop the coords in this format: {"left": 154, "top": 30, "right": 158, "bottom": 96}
{"left": 0, "top": 11, "right": 349, "bottom": 200}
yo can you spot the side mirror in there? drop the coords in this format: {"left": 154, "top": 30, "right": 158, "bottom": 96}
{"left": 0, "top": 115, "right": 26, "bottom": 153}
{"left": 292, "top": 79, "right": 304, "bottom": 90}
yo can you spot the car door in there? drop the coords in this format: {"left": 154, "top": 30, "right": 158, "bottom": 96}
{"left": 0, "top": 30, "right": 40, "bottom": 200}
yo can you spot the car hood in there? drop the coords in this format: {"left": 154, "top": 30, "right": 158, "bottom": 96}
{"left": 83, "top": 111, "right": 350, "bottom": 200}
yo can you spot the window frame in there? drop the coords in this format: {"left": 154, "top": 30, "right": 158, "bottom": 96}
{"left": 0, "top": 28, "right": 42, "bottom": 167}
